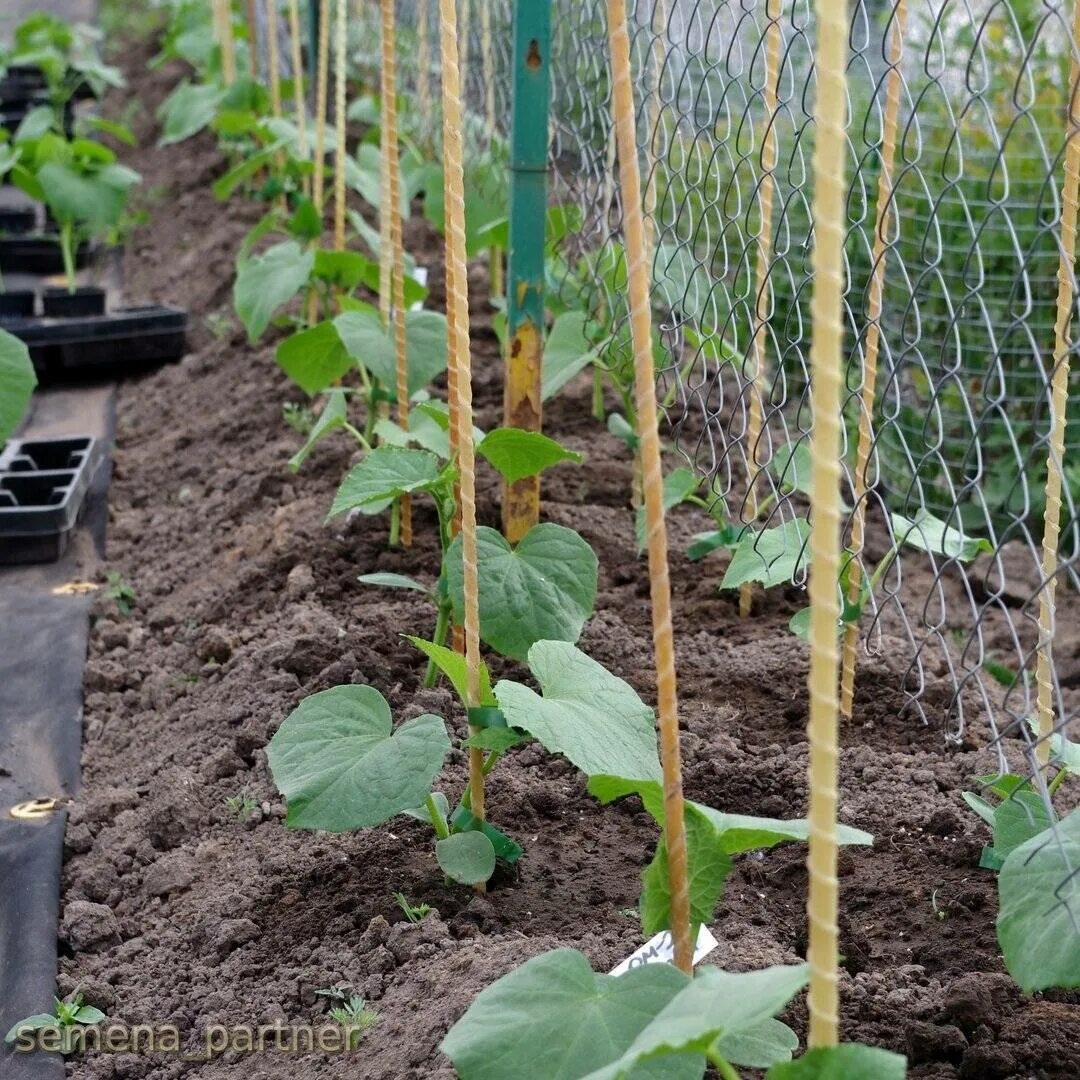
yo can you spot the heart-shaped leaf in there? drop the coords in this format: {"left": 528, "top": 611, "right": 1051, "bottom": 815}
{"left": 0, "top": 329, "right": 36, "bottom": 442}
{"left": 496, "top": 641, "right": 662, "bottom": 781}
{"left": 329, "top": 446, "right": 442, "bottom": 517}
{"left": 542, "top": 310, "right": 601, "bottom": 400}
{"left": 722, "top": 518, "right": 810, "bottom": 590}
{"left": 436, "top": 831, "right": 496, "bottom": 885}
{"left": 446, "top": 524, "right": 598, "bottom": 662}
{"left": 267, "top": 685, "right": 450, "bottom": 832}
{"left": 582, "top": 963, "right": 810, "bottom": 1080}
{"left": 334, "top": 308, "right": 447, "bottom": 397}
{"left": 891, "top": 509, "right": 991, "bottom": 562}
{"left": 276, "top": 321, "right": 353, "bottom": 396}
{"left": 718, "top": 1018, "right": 799, "bottom": 1069}
{"left": 441, "top": 948, "right": 699, "bottom": 1080}
{"left": 477, "top": 428, "right": 582, "bottom": 486}
{"left": 766, "top": 1044, "right": 908, "bottom": 1079}
{"left": 234, "top": 240, "right": 314, "bottom": 342}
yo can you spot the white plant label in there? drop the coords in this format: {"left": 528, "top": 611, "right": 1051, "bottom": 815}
{"left": 610, "top": 925, "right": 719, "bottom": 976}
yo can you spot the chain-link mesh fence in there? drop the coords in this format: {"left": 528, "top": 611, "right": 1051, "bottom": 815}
{"left": 345, "top": 0, "right": 1079, "bottom": 935}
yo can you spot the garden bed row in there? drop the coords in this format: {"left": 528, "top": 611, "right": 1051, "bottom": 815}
{"left": 48, "top": 39, "right": 1080, "bottom": 1080}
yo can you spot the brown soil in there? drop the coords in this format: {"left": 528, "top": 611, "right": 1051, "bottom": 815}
{"left": 56, "top": 41, "right": 1080, "bottom": 1080}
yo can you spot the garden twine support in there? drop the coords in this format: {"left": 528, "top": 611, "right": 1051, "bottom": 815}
{"left": 381, "top": 0, "right": 412, "bottom": 546}
{"left": 213, "top": 0, "right": 236, "bottom": 86}
{"left": 334, "top": 0, "right": 348, "bottom": 254}
{"left": 805, "top": 0, "right": 848, "bottom": 1046}
{"left": 245, "top": 0, "right": 259, "bottom": 79}
{"left": 312, "top": 0, "right": 331, "bottom": 219}
{"left": 266, "top": 0, "right": 283, "bottom": 120}
{"left": 839, "top": 0, "right": 907, "bottom": 719}
{"left": 605, "top": 0, "right": 693, "bottom": 976}
{"left": 739, "top": 0, "right": 782, "bottom": 620}
{"left": 286, "top": 0, "right": 310, "bottom": 195}
{"left": 1035, "top": 5, "right": 1080, "bottom": 765}
{"left": 417, "top": 4, "right": 431, "bottom": 133}
{"left": 439, "top": 0, "right": 486, "bottom": 837}
{"left": 502, "top": 0, "right": 552, "bottom": 544}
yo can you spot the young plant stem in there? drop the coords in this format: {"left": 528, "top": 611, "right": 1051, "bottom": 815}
{"left": 1048, "top": 767, "right": 1068, "bottom": 798}
{"left": 423, "top": 600, "right": 453, "bottom": 687}
{"left": 423, "top": 491, "right": 455, "bottom": 687}
{"left": 713, "top": 1057, "right": 740, "bottom": 1080}
{"left": 425, "top": 793, "right": 451, "bottom": 839}
{"left": 389, "top": 499, "right": 401, "bottom": 547}
{"left": 60, "top": 222, "right": 77, "bottom": 294}
{"left": 343, "top": 422, "right": 371, "bottom": 451}
{"left": 592, "top": 365, "right": 606, "bottom": 420}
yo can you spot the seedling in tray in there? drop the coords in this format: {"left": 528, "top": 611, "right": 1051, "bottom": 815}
{"left": 9, "top": 121, "right": 139, "bottom": 294}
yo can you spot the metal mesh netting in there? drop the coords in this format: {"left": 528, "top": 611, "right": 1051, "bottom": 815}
{"left": 359, "top": 0, "right": 1079, "bottom": 930}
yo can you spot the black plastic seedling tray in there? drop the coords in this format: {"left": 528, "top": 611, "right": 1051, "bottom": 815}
{"left": 6, "top": 305, "right": 189, "bottom": 378}
{"left": 0, "top": 436, "right": 103, "bottom": 564}
{"left": 0, "top": 234, "right": 92, "bottom": 275}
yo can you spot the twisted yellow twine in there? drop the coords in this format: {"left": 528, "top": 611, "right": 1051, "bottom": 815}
{"left": 312, "top": 0, "right": 331, "bottom": 217}
{"left": 439, "top": 0, "right": 485, "bottom": 831}
{"left": 480, "top": 0, "right": 495, "bottom": 140}
{"left": 334, "top": 0, "right": 347, "bottom": 253}
{"left": 382, "top": 0, "right": 412, "bottom": 546}
{"left": 417, "top": 3, "right": 431, "bottom": 135}
{"left": 606, "top": 0, "right": 693, "bottom": 976}
{"left": 286, "top": 0, "right": 310, "bottom": 196}
{"left": 214, "top": 0, "right": 237, "bottom": 86}
{"left": 1035, "top": 8, "right": 1080, "bottom": 766}
{"left": 245, "top": 0, "right": 259, "bottom": 79}
{"left": 266, "top": 0, "right": 282, "bottom": 118}
{"left": 739, "top": 0, "right": 782, "bottom": 618}
{"left": 805, "top": 0, "right": 848, "bottom": 1046}
{"left": 840, "top": 0, "right": 906, "bottom": 718}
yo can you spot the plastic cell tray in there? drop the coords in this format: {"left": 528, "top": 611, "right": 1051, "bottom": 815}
{"left": 0, "top": 436, "right": 103, "bottom": 564}
{"left": 0, "top": 234, "right": 92, "bottom": 275}
{"left": 5, "top": 305, "right": 189, "bottom": 378}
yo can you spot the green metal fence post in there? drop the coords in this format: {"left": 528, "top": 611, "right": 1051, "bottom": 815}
{"left": 502, "top": 0, "right": 553, "bottom": 542}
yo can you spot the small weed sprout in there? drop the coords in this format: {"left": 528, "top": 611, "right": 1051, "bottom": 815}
{"left": 394, "top": 892, "right": 432, "bottom": 923}
{"left": 225, "top": 791, "right": 258, "bottom": 820}
{"left": 282, "top": 401, "right": 315, "bottom": 435}
{"left": 104, "top": 571, "right": 136, "bottom": 616}
{"left": 315, "top": 986, "right": 377, "bottom": 1050}
{"left": 4, "top": 992, "right": 105, "bottom": 1051}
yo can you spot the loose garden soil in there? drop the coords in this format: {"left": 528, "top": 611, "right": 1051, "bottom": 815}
{"left": 56, "top": 42, "right": 1080, "bottom": 1080}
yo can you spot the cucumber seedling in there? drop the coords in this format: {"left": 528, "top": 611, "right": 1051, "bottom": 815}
{"left": 268, "top": 640, "right": 670, "bottom": 887}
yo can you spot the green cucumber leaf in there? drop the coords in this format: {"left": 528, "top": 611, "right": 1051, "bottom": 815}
{"left": 334, "top": 308, "right": 448, "bottom": 396}
{"left": 406, "top": 636, "right": 496, "bottom": 708}
{"left": 997, "top": 808, "right": 1080, "bottom": 991}
{"left": 581, "top": 963, "right": 810, "bottom": 1080}
{"left": 718, "top": 1018, "right": 799, "bottom": 1069}
{"left": 477, "top": 428, "right": 582, "bottom": 486}
{"left": 496, "top": 641, "right": 662, "bottom": 782}
{"left": 288, "top": 389, "right": 349, "bottom": 471}
{"left": 328, "top": 446, "right": 442, "bottom": 517}
{"left": 436, "top": 831, "right": 496, "bottom": 885}
{"left": 440, "top": 948, "right": 699, "bottom": 1080}
{"left": 267, "top": 686, "right": 449, "bottom": 831}
{"left": 0, "top": 329, "right": 36, "bottom": 443}
{"left": 357, "top": 572, "right": 432, "bottom": 594}
{"left": 635, "top": 468, "right": 700, "bottom": 554}
{"left": 766, "top": 1044, "right": 908, "bottom": 1079}
{"left": 542, "top": 310, "right": 600, "bottom": 400}
{"left": 446, "top": 524, "right": 598, "bottom": 662}
{"left": 234, "top": 240, "right": 314, "bottom": 342}
{"left": 640, "top": 803, "right": 733, "bottom": 935}
{"left": 276, "top": 320, "right": 353, "bottom": 396}
{"left": 721, "top": 518, "right": 811, "bottom": 590}
{"left": 891, "top": 509, "right": 991, "bottom": 562}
